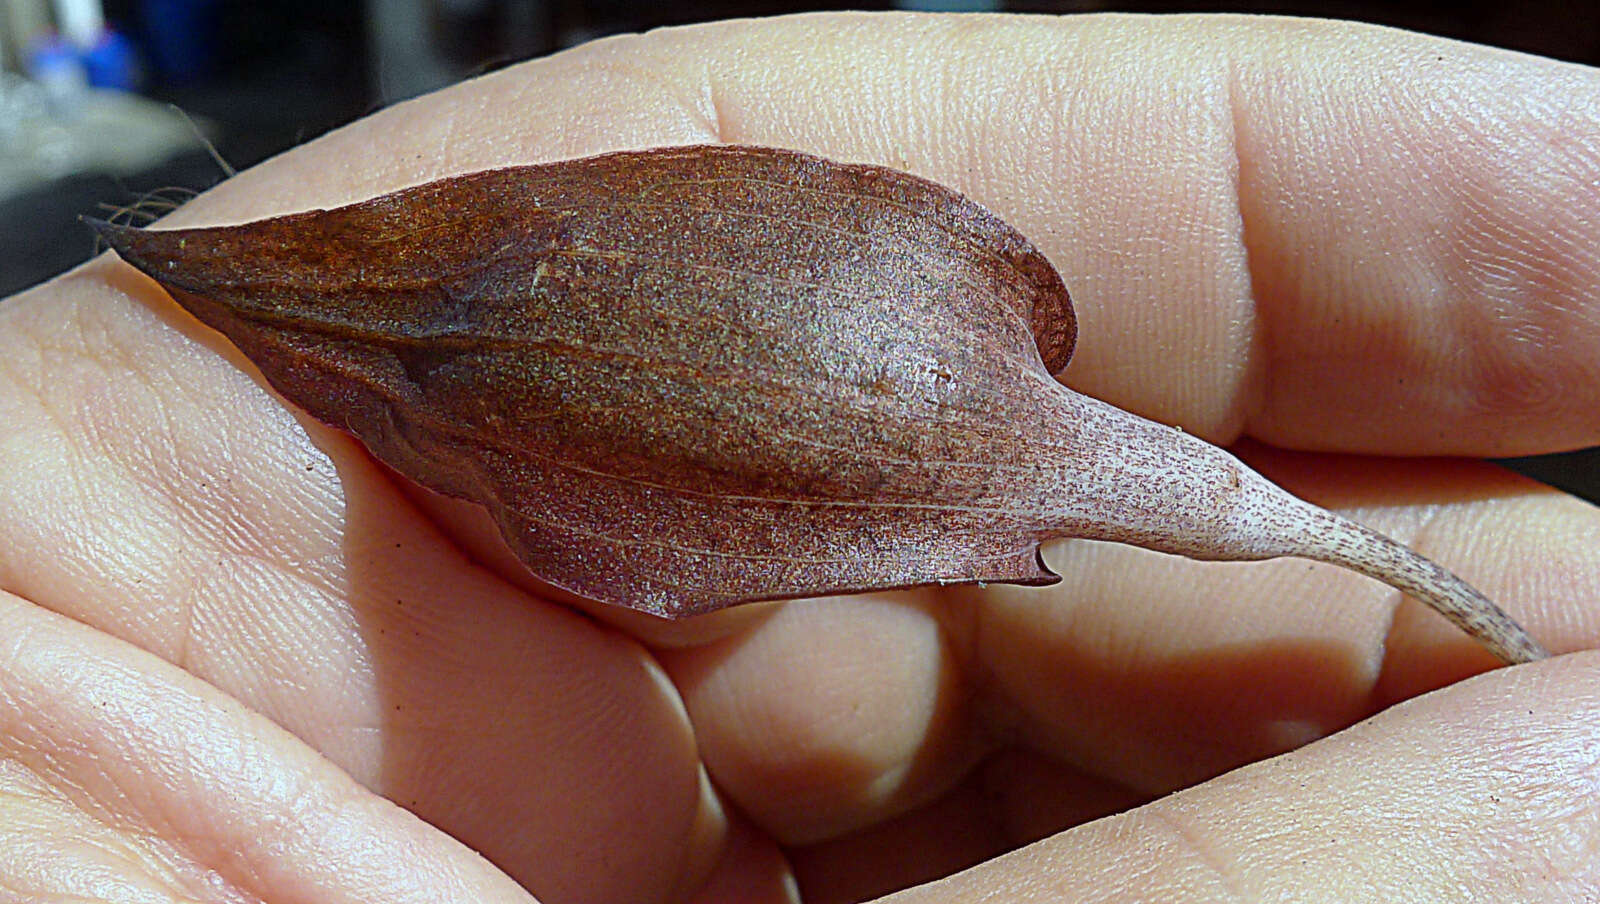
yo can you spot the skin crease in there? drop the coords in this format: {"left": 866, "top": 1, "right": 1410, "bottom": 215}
{"left": 0, "top": 10, "right": 1598, "bottom": 904}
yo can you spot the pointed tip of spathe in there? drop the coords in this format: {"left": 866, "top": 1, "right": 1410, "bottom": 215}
{"left": 84, "top": 219, "right": 194, "bottom": 287}
{"left": 82, "top": 215, "right": 113, "bottom": 241}
{"left": 84, "top": 216, "right": 141, "bottom": 258}
{"left": 81, "top": 214, "right": 124, "bottom": 236}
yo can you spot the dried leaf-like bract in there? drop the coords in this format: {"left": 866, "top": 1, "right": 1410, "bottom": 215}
{"left": 93, "top": 145, "right": 1546, "bottom": 663}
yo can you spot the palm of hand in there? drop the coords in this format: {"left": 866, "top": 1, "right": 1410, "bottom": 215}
{"left": 4, "top": 13, "right": 1600, "bottom": 904}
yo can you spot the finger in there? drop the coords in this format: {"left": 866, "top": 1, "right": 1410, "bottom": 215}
{"left": 787, "top": 778, "right": 1008, "bottom": 904}
{"left": 966, "top": 450, "right": 1600, "bottom": 795}
{"left": 890, "top": 652, "right": 1600, "bottom": 902}
{"left": 786, "top": 748, "right": 1144, "bottom": 903}
{"left": 0, "top": 273, "right": 717, "bottom": 902}
{"left": 139, "top": 13, "right": 1600, "bottom": 454}
{"left": 686, "top": 811, "right": 801, "bottom": 904}
{"left": 0, "top": 591, "right": 533, "bottom": 903}
{"left": 656, "top": 592, "right": 981, "bottom": 844}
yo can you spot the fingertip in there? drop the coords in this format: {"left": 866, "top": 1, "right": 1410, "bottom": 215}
{"left": 893, "top": 650, "right": 1600, "bottom": 902}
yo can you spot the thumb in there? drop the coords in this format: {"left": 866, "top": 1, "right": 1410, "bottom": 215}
{"left": 886, "top": 653, "right": 1600, "bottom": 902}
{"left": 0, "top": 591, "right": 535, "bottom": 904}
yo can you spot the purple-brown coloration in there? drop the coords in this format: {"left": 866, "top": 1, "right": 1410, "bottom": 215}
{"left": 90, "top": 144, "right": 1546, "bottom": 664}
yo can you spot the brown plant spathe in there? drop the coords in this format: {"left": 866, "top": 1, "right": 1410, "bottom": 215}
{"left": 90, "top": 144, "right": 1547, "bottom": 664}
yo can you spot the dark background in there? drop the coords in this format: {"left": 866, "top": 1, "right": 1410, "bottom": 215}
{"left": 3, "top": 0, "right": 1596, "bottom": 498}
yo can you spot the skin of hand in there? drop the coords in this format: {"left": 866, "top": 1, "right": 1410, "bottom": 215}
{"left": 2, "top": 11, "right": 1600, "bottom": 904}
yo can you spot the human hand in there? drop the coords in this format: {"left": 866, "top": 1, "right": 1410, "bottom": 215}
{"left": 3, "top": 13, "right": 1598, "bottom": 903}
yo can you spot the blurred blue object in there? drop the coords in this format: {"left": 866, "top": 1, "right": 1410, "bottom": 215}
{"left": 139, "top": 0, "right": 221, "bottom": 83}
{"left": 83, "top": 30, "right": 143, "bottom": 91}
